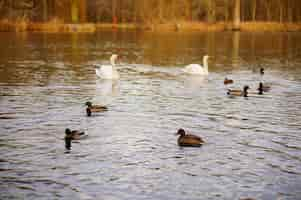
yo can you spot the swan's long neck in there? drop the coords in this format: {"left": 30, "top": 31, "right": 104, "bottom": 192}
{"left": 203, "top": 57, "right": 209, "bottom": 74}
{"left": 110, "top": 56, "right": 116, "bottom": 66}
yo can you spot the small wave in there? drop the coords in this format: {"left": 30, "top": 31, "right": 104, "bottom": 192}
{"left": 267, "top": 163, "right": 301, "bottom": 175}
{"left": 239, "top": 142, "right": 301, "bottom": 162}
{"left": 272, "top": 140, "right": 301, "bottom": 151}
{"left": 184, "top": 171, "right": 198, "bottom": 176}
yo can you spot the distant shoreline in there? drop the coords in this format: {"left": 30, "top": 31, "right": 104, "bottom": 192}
{"left": 0, "top": 21, "right": 300, "bottom": 33}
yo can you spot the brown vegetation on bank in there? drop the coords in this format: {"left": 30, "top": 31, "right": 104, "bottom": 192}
{"left": 240, "top": 22, "right": 301, "bottom": 32}
{"left": 0, "top": 20, "right": 300, "bottom": 33}
{"left": 0, "top": 18, "right": 95, "bottom": 32}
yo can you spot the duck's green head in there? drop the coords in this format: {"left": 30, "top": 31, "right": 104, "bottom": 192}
{"left": 85, "top": 101, "right": 92, "bottom": 107}
{"left": 243, "top": 86, "right": 250, "bottom": 97}
{"left": 259, "top": 82, "right": 263, "bottom": 88}
{"left": 258, "top": 82, "right": 263, "bottom": 94}
{"left": 65, "top": 128, "right": 72, "bottom": 135}
{"left": 176, "top": 128, "right": 186, "bottom": 136}
{"left": 260, "top": 68, "right": 264, "bottom": 75}
{"left": 243, "top": 85, "right": 250, "bottom": 92}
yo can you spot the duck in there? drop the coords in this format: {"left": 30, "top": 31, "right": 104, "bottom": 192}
{"left": 64, "top": 128, "right": 87, "bottom": 150}
{"left": 183, "top": 55, "right": 210, "bottom": 75}
{"left": 95, "top": 54, "right": 119, "bottom": 79}
{"left": 258, "top": 82, "right": 264, "bottom": 95}
{"left": 227, "top": 85, "right": 249, "bottom": 97}
{"left": 224, "top": 77, "right": 234, "bottom": 85}
{"left": 258, "top": 82, "right": 270, "bottom": 93}
{"left": 260, "top": 67, "right": 264, "bottom": 75}
{"left": 85, "top": 101, "right": 108, "bottom": 116}
{"left": 176, "top": 128, "right": 205, "bottom": 147}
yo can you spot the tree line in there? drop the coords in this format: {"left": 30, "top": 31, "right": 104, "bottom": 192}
{"left": 0, "top": 0, "right": 300, "bottom": 24}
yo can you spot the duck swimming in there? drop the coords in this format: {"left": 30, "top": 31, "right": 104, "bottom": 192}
{"left": 260, "top": 67, "right": 264, "bottom": 75}
{"left": 224, "top": 77, "right": 234, "bottom": 85}
{"left": 258, "top": 82, "right": 271, "bottom": 93}
{"left": 85, "top": 101, "right": 108, "bottom": 116}
{"left": 227, "top": 85, "right": 249, "bottom": 97}
{"left": 64, "top": 128, "right": 87, "bottom": 150}
{"left": 258, "top": 82, "right": 264, "bottom": 94}
{"left": 183, "top": 55, "right": 210, "bottom": 75}
{"left": 176, "top": 128, "right": 205, "bottom": 147}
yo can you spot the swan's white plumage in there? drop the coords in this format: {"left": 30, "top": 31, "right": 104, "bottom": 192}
{"left": 183, "top": 64, "right": 204, "bottom": 74}
{"left": 95, "top": 64, "right": 119, "bottom": 79}
{"left": 95, "top": 54, "right": 119, "bottom": 79}
{"left": 183, "top": 55, "right": 209, "bottom": 75}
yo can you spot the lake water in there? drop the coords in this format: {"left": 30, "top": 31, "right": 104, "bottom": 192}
{"left": 0, "top": 31, "right": 301, "bottom": 200}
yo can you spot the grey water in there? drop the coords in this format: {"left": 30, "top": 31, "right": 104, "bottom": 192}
{"left": 0, "top": 31, "right": 301, "bottom": 200}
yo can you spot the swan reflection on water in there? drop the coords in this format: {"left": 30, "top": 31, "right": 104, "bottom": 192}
{"left": 93, "top": 79, "right": 120, "bottom": 104}
{"left": 182, "top": 75, "right": 208, "bottom": 89}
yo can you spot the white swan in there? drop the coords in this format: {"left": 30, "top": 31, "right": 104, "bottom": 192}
{"left": 95, "top": 54, "right": 119, "bottom": 79}
{"left": 183, "top": 55, "right": 210, "bottom": 75}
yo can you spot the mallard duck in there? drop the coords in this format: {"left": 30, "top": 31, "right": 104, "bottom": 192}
{"left": 258, "top": 82, "right": 270, "bottom": 93}
{"left": 85, "top": 101, "right": 108, "bottom": 116}
{"left": 176, "top": 128, "right": 205, "bottom": 147}
{"left": 224, "top": 77, "right": 234, "bottom": 85}
{"left": 227, "top": 85, "right": 249, "bottom": 97}
{"left": 64, "top": 128, "right": 87, "bottom": 150}
{"left": 258, "top": 82, "right": 264, "bottom": 94}
{"left": 260, "top": 67, "right": 264, "bottom": 75}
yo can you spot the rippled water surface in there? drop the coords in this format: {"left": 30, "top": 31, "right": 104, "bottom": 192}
{"left": 0, "top": 31, "right": 301, "bottom": 200}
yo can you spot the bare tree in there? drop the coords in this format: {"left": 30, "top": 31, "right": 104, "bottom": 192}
{"left": 252, "top": 0, "right": 257, "bottom": 21}
{"left": 278, "top": 0, "right": 283, "bottom": 23}
{"left": 79, "top": 0, "right": 86, "bottom": 22}
{"left": 287, "top": 0, "right": 293, "bottom": 22}
{"left": 206, "top": 0, "right": 216, "bottom": 23}
{"left": 233, "top": 0, "right": 240, "bottom": 30}
{"left": 112, "top": 0, "right": 117, "bottom": 23}
{"left": 42, "top": 0, "right": 48, "bottom": 21}
{"left": 71, "top": 0, "right": 79, "bottom": 23}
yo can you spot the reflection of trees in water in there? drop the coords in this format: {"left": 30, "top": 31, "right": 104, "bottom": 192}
{"left": 115, "top": 30, "right": 301, "bottom": 72}
{"left": 2, "top": 31, "right": 301, "bottom": 86}
{"left": 232, "top": 31, "right": 240, "bottom": 68}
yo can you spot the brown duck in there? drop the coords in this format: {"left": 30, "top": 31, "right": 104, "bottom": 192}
{"left": 85, "top": 101, "right": 108, "bottom": 116}
{"left": 176, "top": 128, "right": 205, "bottom": 147}
{"left": 224, "top": 77, "right": 234, "bottom": 85}
{"left": 227, "top": 85, "right": 249, "bottom": 97}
